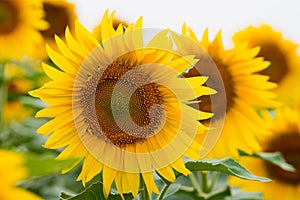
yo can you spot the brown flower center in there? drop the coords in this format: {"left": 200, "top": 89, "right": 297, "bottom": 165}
{"left": 264, "top": 131, "right": 300, "bottom": 184}
{"left": 81, "top": 55, "right": 164, "bottom": 148}
{"left": 257, "top": 43, "right": 288, "bottom": 84}
{"left": 40, "top": 2, "right": 70, "bottom": 38}
{"left": 0, "top": 0, "right": 19, "bottom": 34}
{"left": 184, "top": 55, "right": 235, "bottom": 123}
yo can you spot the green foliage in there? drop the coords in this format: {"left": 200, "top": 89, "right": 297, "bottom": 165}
{"left": 226, "top": 187, "right": 262, "bottom": 200}
{"left": 238, "top": 149, "right": 295, "bottom": 172}
{"left": 177, "top": 158, "right": 270, "bottom": 182}
{"left": 159, "top": 159, "right": 268, "bottom": 200}
{"left": 25, "top": 154, "right": 80, "bottom": 177}
{"left": 61, "top": 158, "right": 269, "bottom": 200}
{"left": 60, "top": 182, "right": 134, "bottom": 200}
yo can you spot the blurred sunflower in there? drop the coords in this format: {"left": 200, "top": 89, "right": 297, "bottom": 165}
{"left": 1, "top": 60, "right": 46, "bottom": 124}
{"left": 174, "top": 25, "right": 279, "bottom": 158}
{"left": 230, "top": 106, "right": 300, "bottom": 200}
{"left": 92, "top": 15, "right": 128, "bottom": 41}
{"left": 3, "top": 78, "right": 33, "bottom": 123}
{"left": 37, "top": 0, "right": 77, "bottom": 58}
{"left": 233, "top": 25, "right": 300, "bottom": 105}
{"left": 0, "top": 0, "right": 48, "bottom": 61}
{"left": 0, "top": 150, "right": 41, "bottom": 200}
{"left": 30, "top": 11, "right": 214, "bottom": 197}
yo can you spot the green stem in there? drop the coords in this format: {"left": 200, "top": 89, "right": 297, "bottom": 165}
{"left": 201, "top": 172, "right": 209, "bottom": 193}
{"left": 0, "top": 63, "right": 6, "bottom": 133}
{"left": 139, "top": 177, "right": 150, "bottom": 200}
{"left": 207, "top": 172, "right": 220, "bottom": 192}
{"left": 157, "top": 182, "right": 171, "bottom": 200}
{"left": 188, "top": 173, "right": 202, "bottom": 194}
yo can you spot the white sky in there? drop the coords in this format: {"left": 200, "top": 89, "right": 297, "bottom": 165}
{"left": 68, "top": 0, "right": 300, "bottom": 50}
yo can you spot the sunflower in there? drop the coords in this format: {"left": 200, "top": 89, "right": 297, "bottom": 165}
{"left": 0, "top": 150, "right": 42, "bottom": 200}
{"left": 230, "top": 106, "right": 300, "bottom": 200}
{"left": 233, "top": 25, "right": 300, "bottom": 105}
{"left": 3, "top": 74, "right": 33, "bottom": 123}
{"left": 30, "top": 11, "right": 214, "bottom": 197}
{"left": 2, "top": 62, "right": 41, "bottom": 123}
{"left": 171, "top": 25, "right": 280, "bottom": 158}
{"left": 36, "top": 0, "right": 77, "bottom": 58}
{"left": 0, "top": 0, "right": 48, "bottom": 61}
{"left": 92, "top": 15, "right": 128, "bottom": 41}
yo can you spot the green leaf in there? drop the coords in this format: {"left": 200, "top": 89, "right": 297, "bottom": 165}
{"left": 225, "top": 187, "right": 262, "bottom": 200}
{"left": 182, "top": 158, "right": 271, "bottom": 182}
{"left": 163, "top": 183, "right": 182, "bottom": 199}
{"left": 25, "top": 154, "right": 80, "bottom": 177}
{"left": 60, "top": 182, "right": 105, "bottom": 200}
{"left": 207, "top": 186, "right": 231, "bottom": 200}
{"left": 155, "top": 183, "right": 181, "bottom": 200}
{"left": 172, "top": 186, "right": 231, "bottom": 200}
{"left": 238, "top": 149, "right": 295, "bottom": 172}
{"left": 61, "top": 182, "right": 134, "bottom": 200}
{"left": 60, "top": 193, "right": 73, "bottom": 199}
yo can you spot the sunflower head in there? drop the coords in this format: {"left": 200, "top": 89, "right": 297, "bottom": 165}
{"left": 175, "top": 24, "right": 280, "bottom": 158}
{"left": 36, "top": 0, "right": 77, "bottom": 58}
{"left": 30, "top": 10, "right": 216, "bottom": 197}
{"left": 0, "top": 0, "right": 18, "bottom": 34}
{"left": 233, "top": 25, "right": 300, "bottom": 105}
{"left": 4, "top": 75, "right": 34, "bottom": 123}
{"left": 2, "top": 62, "right": 43, "bottom": 123}
{"left": 0, "top": 150, "right": 41, "bottom": 200}
{"left": 230, "top": 106, "right": 300, "bottom": 200}
{"left": 41, "top": 0, "right": 76, "bottom": 38}
{"left": 261, "top": 107, "right": 300, "bottom": 185}
{"left": 0, "top": 0, "right": 48, "bottom": 60}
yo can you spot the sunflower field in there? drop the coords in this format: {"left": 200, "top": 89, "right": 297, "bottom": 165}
{"left": 1, "top": 0, "right": 300, "bottom": 199}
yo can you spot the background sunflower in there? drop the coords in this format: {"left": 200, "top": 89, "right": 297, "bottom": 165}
{"left": 230, "top": 106, "right": 300, "bottom": 200}
{"left": 0, "top": 0, "right": 48, "bottom": 61}
{"left": 233, "top": 25, "right": 300, "bottom": 106}
{"left": 92, "top": 15, "right": 128, "bottom": 41}
{"left": 177, "top": 25, "right": 279, "bottom": 158}
{"left": 0, "top": 150, "right": 42, "bottom": 200}
{"left": 36, "top": 0, "right": 77, "bottom": 59}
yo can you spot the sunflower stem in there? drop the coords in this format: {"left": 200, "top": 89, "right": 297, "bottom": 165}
{"left": 157, "top": 182, "right": 171, "bottom": 200}
{"left": 200, "top": 171, "right": 209, "bottom": 193}
{"left": 188, "top": 173, "right": 202, "bottom": 195}
{"left": 207, "top": 172, "right": 220, "bottom": 192}
{"left": 139, "top": 177, "right": 150, "bottom": 200}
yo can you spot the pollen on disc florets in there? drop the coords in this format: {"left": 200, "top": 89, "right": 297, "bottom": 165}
{"left": 80, "top": 54, "right": 165, "bottom": 148}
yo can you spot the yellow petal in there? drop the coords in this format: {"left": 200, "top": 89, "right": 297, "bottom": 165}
{"left": 102, "top": 165, "right": 117, "bottom": 198}
{"left": 156, "top": 166, "right": 176, "bottom": 182}
{"left": 46, "top": 44, "right": 78, "bottom": 74}
{"left": 142, "top": 172, "right": 159, "bottom": 195}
